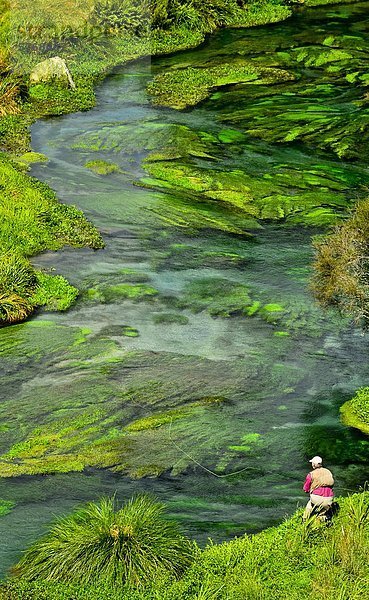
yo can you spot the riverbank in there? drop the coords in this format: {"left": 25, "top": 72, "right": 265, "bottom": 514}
{"left": 341, "top": 387, "right": 369, "bottom": 435}
{"left": 1, "top": 491, "right": 369, "bottom": 599}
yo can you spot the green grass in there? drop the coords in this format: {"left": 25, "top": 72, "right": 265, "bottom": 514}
{"left": 340, "top": 387, "right": 369, "bottom": 435}
{"left": 84, "top": 159, "right": 121, "bottom": 175}
{"left": 13, "top": 495, "right": 196, "bottom": 587}
{"left": 0, "top": 155, "right": 103, "bottom": 325}
{"left": 173, "top": 277, "right": 252, "bottom": 316}
{"left": 3, "top": 492, "right": 369, "bottom": 599}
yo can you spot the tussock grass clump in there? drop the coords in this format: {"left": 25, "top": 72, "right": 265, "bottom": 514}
{"left": 14, "top": 495, "right": 196, "bottom": 587}
{"left": 0, "top": 292, "right": 33, "bottom": 323}
{"left": 0, "top": 254, "right": 36, "bottom": 324}
{"left": 312, "top": 198, "right": 369, "bottom": 322}
{"left": 0, "top": 254, "right": 37, "bottom": 296}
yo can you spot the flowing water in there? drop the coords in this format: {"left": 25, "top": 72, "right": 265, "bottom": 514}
{"left": 1, "top": 1, "right": 369, "bottom": 575}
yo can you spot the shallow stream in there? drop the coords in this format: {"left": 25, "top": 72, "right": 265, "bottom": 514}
{"left": 1, "top": 1, "right": 369, "bottom": 575}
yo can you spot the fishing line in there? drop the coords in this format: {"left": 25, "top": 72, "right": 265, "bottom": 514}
{"left": 168, "top": 420, "right": 367, "bottom": 490}
{"left": 168, "top": 418, "right": 256, "bottom": 478}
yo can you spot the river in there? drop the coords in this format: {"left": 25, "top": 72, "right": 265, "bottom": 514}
{"left": 1, "top": 0, "right": 369, "bottom": 576}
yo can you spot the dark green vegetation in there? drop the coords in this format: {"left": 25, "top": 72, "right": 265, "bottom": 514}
{"left": 2, "top": 492, "right": 369, "bottom": 599}
{"left": 13, "top": 495, "right": 195, "bottom": 587}
{"left": 341, "top": 387, "right": 369, "bottom": 435}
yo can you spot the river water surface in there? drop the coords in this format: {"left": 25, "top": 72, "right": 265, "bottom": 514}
{"left": 1, "top": 1, "right": 369, "bottom": 576}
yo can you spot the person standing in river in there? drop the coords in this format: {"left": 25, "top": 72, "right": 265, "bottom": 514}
{"left": 303, "top": 456, "right": 334, "bottom": 521}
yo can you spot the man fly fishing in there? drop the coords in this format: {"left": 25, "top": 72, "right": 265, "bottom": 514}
{"left": 303, "top": 455, "right": 334, "bottom": 521}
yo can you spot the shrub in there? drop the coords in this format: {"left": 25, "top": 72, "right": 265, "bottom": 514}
{"left": 91, "top": 0, "right": 150, "bottom": 35}
{"left": 14, "top": 495, "right": 196, "bottom": 587}
{"left": 312, "top": 198, "right": 369, "bottom": 322}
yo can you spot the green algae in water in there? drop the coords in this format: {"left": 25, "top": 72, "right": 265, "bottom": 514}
{"left": 73, "top": 122, "right": 215, "bottom": 161}
{"left": 229, "top": 432, "right": 263, "bottom": 453}
{"left": 122, "top": 326, "right": 139, "bottom": 337}
{"left": 85, "top": 283, "right": 159, "bottom": 303}
{"left": 153, "top": 313, "right": 189, "bottom": 325}
{"left": 84, "top": 159, "right": 121, "bottom": 175}
{"left": 173, "top": 277, "right": 252, "bottom": 316}
{"left": 147, "top": 61, "right": 294, "bottom": 109}
{"left": 0, "top": 500, "right": 14, "bottom": 517}
{"left": 125, "top": 407, "right": 191, "bottom": 432}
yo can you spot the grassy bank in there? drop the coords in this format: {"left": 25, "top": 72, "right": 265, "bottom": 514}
{"left": 341, "top": 387, "right": 369, "bottom": 435}
{"left": 1, "top": 491, "right": 369, "bottom": 599}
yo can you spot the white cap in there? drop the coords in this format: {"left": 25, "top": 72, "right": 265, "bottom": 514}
{"left": 309, "top": 456, "right": 323, "bottom": 467}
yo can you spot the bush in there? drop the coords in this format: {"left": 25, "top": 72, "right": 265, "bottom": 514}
{"left": 14, "top": 495, "right": 196, "bottom": 587}
{"left": 312, "top": 198, "right": 369, "bottom": 322}
{"left": 91, "top": 0, "right": 150, "bottom": 35}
